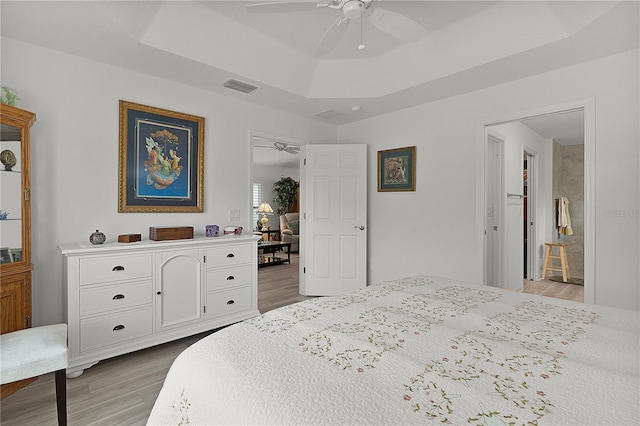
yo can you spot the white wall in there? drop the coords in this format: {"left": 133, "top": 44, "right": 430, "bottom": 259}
{"left": 339, "top": 49, "right": 639, "bottom": 310}
{"left": 1, "top": 38, "right": 337, "bottom": 325}
{"left": 2, "top": 38, "right": 638, "bottom": 317}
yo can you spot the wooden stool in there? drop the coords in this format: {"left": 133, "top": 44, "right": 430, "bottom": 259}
{"left": 1, "top": 324, "right": 68, "bottom": 425}
{"left": 542, "top": 243, "right": 570, "bottom": 282}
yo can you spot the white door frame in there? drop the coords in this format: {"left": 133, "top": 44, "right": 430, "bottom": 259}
{"left": 475, "top": 98, "right": 595, "bottom": 303}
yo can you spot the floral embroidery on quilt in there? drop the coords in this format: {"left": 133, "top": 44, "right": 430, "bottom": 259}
{"left": 300, "top": 309, "right": 430, "bottom": 371}
{"left": 248, "top": 293, "right": 370, "bottom": 333}
{"left": 170, "top": 389, "right": 191, "bottom": 426}
{"left": 367, "top": 276, "right": 435, "bottom": 297}
{"left": 403, "top": 299, "right": 600, "bottom": 424}
{"left": 300, "top": 286, "right": 502, "bottom": 372}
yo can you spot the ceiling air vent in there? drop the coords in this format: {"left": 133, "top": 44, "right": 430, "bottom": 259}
{"left": 314, "top": 109, "right": 344, "bottom": 120}
{"left": 223, "top": 79, "right": 259, "bottom": 94}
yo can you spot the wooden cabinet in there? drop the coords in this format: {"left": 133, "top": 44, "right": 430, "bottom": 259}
{"left": 59, "top": 236, "right": 260, "bottom": 377}
{"left": 0, "top": 272, "right": 31, "bottom": 334}
{"left": 0, "top": 104, "right": 35, "bottom": 333}
{"left": 1, "top": 105, "right": 36, "bottom": 398}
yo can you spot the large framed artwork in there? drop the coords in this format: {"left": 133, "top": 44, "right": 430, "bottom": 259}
{"left": 377, "top": 146, "right": 416, "bottom": 192}
{"left": 118, "top": 100, "right": 204, "bottom": 212}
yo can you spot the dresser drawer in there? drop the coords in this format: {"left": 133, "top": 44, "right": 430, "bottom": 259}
{"left": 206, "top": 287, "right": 252, "bottom": 319}
{"left": 206, "top": 244, "right": 253, "bottom": 268}
{"left": 80, "top": 307, "right": 153, "bottom": 352}
{"left": 80, "top": 279, "right": 153, "bottom": 316}
{"left": 79, "top": 253, "right": 153, "bottom": 285}
{"left": 206, "top": 265, "right": 252, "bottom": 292}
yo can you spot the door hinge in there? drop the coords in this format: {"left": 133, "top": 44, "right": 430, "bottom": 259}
{"left": 303, "top": 158, "right": 306, "bottom": 166}
{"left": 203, "top": 306, "right": 206, "bottom": 313}
{"left": 25, "top": 315, "right": 31, "bottom": 328}
{"left": 24, "top": 188, "right": 30, "bottom": 201}
{"left": 303, "top": 267, "right": 306, "bottom": 274}
{"left": 203, "top": 255, "right": 206, "bottom": 263}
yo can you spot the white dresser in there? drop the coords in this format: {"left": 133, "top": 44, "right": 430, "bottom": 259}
{"left": 59, "top": 235, "right": 260, "bottom": 377}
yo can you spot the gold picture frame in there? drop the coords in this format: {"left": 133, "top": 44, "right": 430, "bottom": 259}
{"left": 377, "top": 146, "right": 416, "bottom": 192}
{"left": 118, "top": 100, "right": 205, "bottom": 212}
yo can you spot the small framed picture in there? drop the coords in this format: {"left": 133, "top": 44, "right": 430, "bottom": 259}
{"left": 10, "top": 248, "right": 22, "bottom": 262}
{"left": 0, "top": 247, "right": 13, "bottom": 264}
{"left": 377, "top": 146, "right": 416, "bottom": 192}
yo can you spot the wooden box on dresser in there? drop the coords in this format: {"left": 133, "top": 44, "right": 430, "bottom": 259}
{"left": 58, "top": 235, "right": 260, "bottom": 377}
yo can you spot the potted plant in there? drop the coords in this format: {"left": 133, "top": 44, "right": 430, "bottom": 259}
{"left": 272, "top": 176, "right": 299, "bottom": 215}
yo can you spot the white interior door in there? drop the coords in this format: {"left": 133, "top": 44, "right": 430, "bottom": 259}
{"left": 484, "top": 133, "right": 504, "bottom": 287}
{"left": 524, "top": 150, "right": 535, "bottom": 280}
{"left": 300, "top": 144, "right": 367, "bottom": 296}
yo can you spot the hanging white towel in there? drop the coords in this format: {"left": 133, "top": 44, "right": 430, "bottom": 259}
{"left": 558, "top": 197, "right": 573, "bottom": 235}
{"left": 558, "top": 198, "right": 567, "bottom": 228}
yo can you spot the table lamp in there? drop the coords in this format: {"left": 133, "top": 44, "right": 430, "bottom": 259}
{"left": 258, "top": 202, "right": 273, "bottom": 231}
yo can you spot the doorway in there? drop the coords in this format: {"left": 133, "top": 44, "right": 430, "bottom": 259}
{"left": 250, "top": 131, "right": 304, "bottom": 306}
{"left": 479, "top": 100, "right": 593, "bottom": 303}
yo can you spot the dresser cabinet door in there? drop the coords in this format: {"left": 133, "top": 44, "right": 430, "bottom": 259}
{"left": 156, "top": 249, "right": 203, "bottom": 330}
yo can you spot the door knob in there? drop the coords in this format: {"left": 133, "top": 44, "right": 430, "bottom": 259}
{"left": 354, "top": 225, "right": 365, "bottom": 230}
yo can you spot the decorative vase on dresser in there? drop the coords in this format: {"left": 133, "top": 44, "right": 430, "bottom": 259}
{"left": 58, "top": 235, "right": 261, "bottom": 377}
{"left": 0, "top": 104, "right": 36, "bottom": 398}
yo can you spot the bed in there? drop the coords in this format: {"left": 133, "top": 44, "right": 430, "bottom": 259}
{"left": 148, "top": 276, "right": 639, "bottom": 425}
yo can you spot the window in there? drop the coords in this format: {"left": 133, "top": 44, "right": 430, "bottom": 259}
{"left": 252, "top": 182, "right": 262, "bottom": 230}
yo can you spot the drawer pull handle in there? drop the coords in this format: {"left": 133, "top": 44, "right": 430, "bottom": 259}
{"left": 226, "top": 276, "right": 235, "bottom": 280}
{"left": 112, "top": 294, "right": 125, "bottom": 300}
{"left": 113, "top": 325, "right": 125, "bottom": 331}
{"left": 112, "top": 266, "right": 125, "bottom": 271}
{"left": 226, "top": 300, "right": 235, "bottom": 305}
{"left": 226, "top": 253, "right": 235, "bottom": 258}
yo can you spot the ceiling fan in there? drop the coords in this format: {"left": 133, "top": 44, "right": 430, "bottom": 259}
{"left": 245, "top": 0, "right": 427, "bottom": 56}
{"left": 255, "top": 140, "right": 301, "bottom": 154}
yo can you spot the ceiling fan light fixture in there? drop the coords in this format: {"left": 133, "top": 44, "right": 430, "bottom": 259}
{"left": 343, "top": 0, "right": 364, "bottom": 19}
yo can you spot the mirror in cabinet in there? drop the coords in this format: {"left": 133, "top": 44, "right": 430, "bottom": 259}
{"left": 1, "top": 104, "right": 35, "bottom": 334}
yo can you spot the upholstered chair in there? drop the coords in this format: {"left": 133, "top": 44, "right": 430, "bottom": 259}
{"left": 279, "top": 212, "right": 300, "bottom": 252}
{"left": 1, "top": 324, "right": 69, "bottom": 425}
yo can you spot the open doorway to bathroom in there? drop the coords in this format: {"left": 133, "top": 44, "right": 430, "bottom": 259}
{"left": 482, "top": 102, "right": 591, "bottom": 304}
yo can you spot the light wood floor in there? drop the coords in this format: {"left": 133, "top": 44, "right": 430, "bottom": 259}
{"left": 1, "top": 256, "right": 582, "bottom": 425}
{"left": 523, "top": 278, "right": 584, "bottom": 303}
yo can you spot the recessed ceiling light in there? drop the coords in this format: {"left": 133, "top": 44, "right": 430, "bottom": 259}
{"left": 351, "top": 105, "right": 362, "bottom": 112}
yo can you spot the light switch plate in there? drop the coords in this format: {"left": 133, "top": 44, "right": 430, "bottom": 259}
{"left": 229, "top": 209, "right": 240, "bottom": 221}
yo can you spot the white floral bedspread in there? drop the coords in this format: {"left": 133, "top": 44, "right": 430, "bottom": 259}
{"left": 148, "top": 276, "right": 639, "bottom": 425}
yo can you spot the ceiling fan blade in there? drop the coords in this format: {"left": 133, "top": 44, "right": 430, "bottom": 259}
{"left": 316, "top": 17, "right": 350, "bottom": 56}
{"left": 284, "top": 147, "right": 300, "bottom": 154}
{"left": 245, "top": 2, "right": 324, "bottom": 14}
{"left": 366, "top": 7, "right": 427, "bottom": 42}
